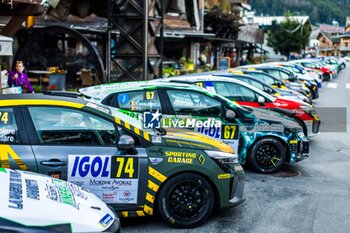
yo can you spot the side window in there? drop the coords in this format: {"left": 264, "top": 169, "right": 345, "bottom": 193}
{"left": 249, "top": 73, "right": 273, "bottom": 85}
{"left": 28, "top": 107, "right": 119, "bottom": 146}
{"left": 116, "top": 90, "right": 161, "bottom": 112}
{"left": 245, "top": 79, "right": 264, "bottom": 90}
{"left": 212, "top": 82, "right": 256, "bottom": 102}
{"left": 166, "top": 90, "right": 223, "bottom": 117}
{"left": 279, "top": 71, "right": 291, "bottom": 80}
{"left": 0, "top": 108, "right": 20, "bottom": 144}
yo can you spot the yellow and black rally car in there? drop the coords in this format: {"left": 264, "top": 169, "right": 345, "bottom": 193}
{"left": 0, "top": 93, "right": 245, "bottom": 228}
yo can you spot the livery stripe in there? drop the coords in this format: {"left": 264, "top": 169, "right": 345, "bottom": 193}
{"left": 121, "top": 211, "right": 129, "bottom": 217}
{"left": 143, "top": 132, "right": 150, "bottom": 141}
{"left": 0, "top": 100, "right": 84, "bottom": 108}
{"left": 148, "top": 180, "right": 160, "bottom": 192}
{"left": 143, "top": 205, "right": 153, "bottom": 215}
{"left": 149, "top": 167, "right": 167, "bottom": 183}
{"left": 146, "top": 193, "right": 155, "bottom": 204}
{"left": 136, "top": 211, "right": 145, "bottom": 217}
{"left": 134, "top": 127, "right": 140, "bottom": 135}
{"left": 124, "top": 122, "right": 131, "bottom": 130}
{"left": 115, "top": 118, "right": 121, "bottom": 124}
{"left": 0, "top": 145, "right": 28, "bottom": 170}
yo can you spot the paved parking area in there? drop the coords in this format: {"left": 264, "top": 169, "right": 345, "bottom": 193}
{"left": 123, "top": 65, "right": 350, "bottom": 233}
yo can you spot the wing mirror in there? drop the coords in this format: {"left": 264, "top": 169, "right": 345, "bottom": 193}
{"left": 258, "top": 96, "right": 266, "bottom": 105}
{"left": 226, "top": 109, "right": 236, "bottom": 121}
{"left": 118, "top": 135, "right": 138, "bottom": 155}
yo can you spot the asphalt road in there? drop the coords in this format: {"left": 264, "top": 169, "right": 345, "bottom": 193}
{"left": 122, "top": 65, "right": 350, "bottom": 233}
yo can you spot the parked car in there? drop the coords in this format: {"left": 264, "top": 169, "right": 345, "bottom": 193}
{"left": 291, "top": 59, "right": 335, "bottom": 81}
{"left": 165, "top": 75, "right": 320, "bottom": 137}
{"left": 239, "top": 65, "right": 313, "bottom": 101}
{"left": 224, "top": 69, "right": 311, "bottom": 104}
{"left": 80, "top": 82, "right": 309, "bottom": 174}
{"left": 0, "top": 168, "right": 120, "bottom": 233}
{"left": 0, "top": 93, "right": 244, "bottom": 228}
{"left": 270, "top": 62, "right": 323, "bottom": 88}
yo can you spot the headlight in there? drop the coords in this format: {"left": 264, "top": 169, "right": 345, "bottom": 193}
{"left": 300, "top": 104, "right": 313, "bottom": 111}
{"left": 205, "top": 150, "right": 238, "bottom": 164}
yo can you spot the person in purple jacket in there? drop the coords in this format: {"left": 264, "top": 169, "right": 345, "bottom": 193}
{"left": 8, "top": 61, "right": 34, "bottom": 93}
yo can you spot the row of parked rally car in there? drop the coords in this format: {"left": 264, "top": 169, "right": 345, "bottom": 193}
{"left": 0, "top": 57, "right": 344, "bottom": 232}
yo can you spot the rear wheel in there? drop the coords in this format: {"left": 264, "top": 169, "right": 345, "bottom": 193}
{"left": 157, "top": 173, "right": 214, "bottom": 228}
{"left": 248, "top": 137, "right": 286, "bottom": 173}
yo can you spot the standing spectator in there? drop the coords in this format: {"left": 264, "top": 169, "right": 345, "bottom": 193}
{"left": 240, "top": 55, "right": 248, "bottom": 66}
{"left": 8, "top": 61, "right": 34, "bottom": 93}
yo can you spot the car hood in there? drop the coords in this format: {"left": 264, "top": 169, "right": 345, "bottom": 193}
{"left": 162, "top": 128, "right": 235, "bottom": 154}
{"left": 0, "top": 168, "right": 117, "bottom": 233}
{"left": 275, "top": 96, "right": 308, "bottom": 107}
{"left": 249, "top": 107, "right": 302, "bottom": 130}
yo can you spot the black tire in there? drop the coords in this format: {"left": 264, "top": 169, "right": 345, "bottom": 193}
{"left": 323, "top": 73, "right": 330, "bottom": 81}
{"left": 157, "top": 173, "right": 214, "bottom": 228}
{"left": 248, "top": 137, "right": 286, "bottom": 173}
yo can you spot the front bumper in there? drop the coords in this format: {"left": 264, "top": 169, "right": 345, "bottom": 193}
{"left": 305, "top": 119, "right": 321, "bottom": 136}
{"left": 289, "top": 133, "right": 309, "bottom": 163}
{"left": 229, "top": 173, "right": 245, "bottom": 206}
{"left": 312, "top": 85, "right": 319, "bottom": 99}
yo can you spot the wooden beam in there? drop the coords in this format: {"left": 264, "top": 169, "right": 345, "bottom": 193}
{"left": 0, "top": 4, "right": 44, "bottom": 16}
{"left": 1, "top": 16, "right": 26, "bottom": 36}
{"left": 2, "top": 0, "right": 42, "bottom": 4}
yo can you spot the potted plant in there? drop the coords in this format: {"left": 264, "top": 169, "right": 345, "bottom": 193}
{"left": 186, "top": 58, "right": 195, "bottom": 71}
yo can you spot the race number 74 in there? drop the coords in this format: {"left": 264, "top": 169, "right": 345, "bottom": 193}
{"left": 113, "top": 157, "right": 139, "bottom": 178}
{"left": 0, "top": 112, "right": 10, "bottom": 125}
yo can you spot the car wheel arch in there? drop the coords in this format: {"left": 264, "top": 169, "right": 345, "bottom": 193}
{"left": 248, "top": 135, "right": 290, "bottom": 164}
{"left": 153, "top": 170, "right": 220, "bottom": 213}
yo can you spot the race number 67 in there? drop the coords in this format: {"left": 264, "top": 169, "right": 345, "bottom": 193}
{"left": 222, "top": 125, "right": 237, "bottom": 139}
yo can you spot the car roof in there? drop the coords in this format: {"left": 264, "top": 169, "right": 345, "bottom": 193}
{"left": 79, "top": 80, "right": 213, "bottom": 100}
{"left": 164, "top": 75, "right": 275, "bottom": 101}
{"left": 0, "top": 93, "right": 152, "bottom": 142}
{"left": 0, "top": 93, "right": 87, "bottom": 104}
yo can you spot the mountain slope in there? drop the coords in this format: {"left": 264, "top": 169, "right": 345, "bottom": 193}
{"left": 251, "top": 0, "right": 350, "bottom": 25}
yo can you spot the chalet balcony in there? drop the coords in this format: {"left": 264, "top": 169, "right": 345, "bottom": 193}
{"left": 338, "top": 46, "right": 350, "bottom": 51}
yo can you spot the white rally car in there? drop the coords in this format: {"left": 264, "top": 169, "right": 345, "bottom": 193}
{"left": 0, "top": 168, "right": 120, "bottom": 233}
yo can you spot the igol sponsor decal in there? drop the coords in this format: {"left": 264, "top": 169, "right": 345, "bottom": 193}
{"left": 9, "top": 170, "right": 23, "bottom": 209}
{"left": 165, "top": 151, "right": 197, "bottom": 164}
{"left": 25, "top": 179, "right": 40, "bottom": 200}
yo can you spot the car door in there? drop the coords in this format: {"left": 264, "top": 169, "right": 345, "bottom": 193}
{"left": 163, "top": 88, "right": 240, "bottom": 153}
{"left": 24, "top": 106, "right": 148, "bottom": 209}
{"left": 0, "top": 107, "right": 37, "bottom": 172}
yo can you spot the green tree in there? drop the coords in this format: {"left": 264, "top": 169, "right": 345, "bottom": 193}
{"left": 267, "top": 17, "right": 311, "bottom": 59}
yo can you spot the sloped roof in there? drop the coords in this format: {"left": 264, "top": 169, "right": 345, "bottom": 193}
{"left": 250, "top": 16, "right": 310, "bottom": 26}
{"left": 319, "top": 24, "right": 344, "bottom": 34}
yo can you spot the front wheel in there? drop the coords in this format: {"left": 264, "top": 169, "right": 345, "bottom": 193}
{"left": 157, "top": 173, "right": 214, "bottom": 228}
{"left": 248, "top": 137, "right": 286, "bottom": 173}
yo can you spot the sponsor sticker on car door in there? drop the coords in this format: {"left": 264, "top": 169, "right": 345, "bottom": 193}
{"left": 67, "top": 155, "right": 139, "bottom": 204}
